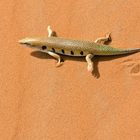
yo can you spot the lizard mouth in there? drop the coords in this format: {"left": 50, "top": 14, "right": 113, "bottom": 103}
{"left": 18, "top": 40, "right": 33, "bottom": 48}
{"left": 22, "top": 42, "right": 31, "bottom": 46}
{"left": 18, "top": 38, "right": 32, "bottom": 46}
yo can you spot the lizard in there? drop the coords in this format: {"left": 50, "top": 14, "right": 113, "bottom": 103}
{"left": 19, "top": 26, "right": 140, "bottom": 73}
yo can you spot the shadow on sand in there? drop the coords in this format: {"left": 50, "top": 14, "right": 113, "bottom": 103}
{"left": 31, "top": 51, "right": 134, "bottom": 78}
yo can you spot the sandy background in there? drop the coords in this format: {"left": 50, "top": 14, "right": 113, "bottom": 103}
{"left": 0, "top": 0, "right": 140, "bottom": 140}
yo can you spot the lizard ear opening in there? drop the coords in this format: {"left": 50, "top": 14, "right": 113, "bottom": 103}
{"left": 42, "top": 46, "right": 47, "bottom": 50}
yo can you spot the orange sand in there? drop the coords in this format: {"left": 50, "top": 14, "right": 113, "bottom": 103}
{"left": 0, "top": 0, "right": 140, "bottom": 139}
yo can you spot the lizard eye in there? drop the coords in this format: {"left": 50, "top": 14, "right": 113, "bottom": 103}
{"left": 42, "top": 46, "right": 47, "bottom": 50}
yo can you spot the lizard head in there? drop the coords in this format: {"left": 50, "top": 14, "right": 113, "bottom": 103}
{"left": 18, "top": 37, "right": 48, "bottom": 51}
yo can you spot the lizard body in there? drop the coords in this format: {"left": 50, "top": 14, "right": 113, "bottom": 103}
{"left": 19, "top": 26, "right": 140, "bottom": 72}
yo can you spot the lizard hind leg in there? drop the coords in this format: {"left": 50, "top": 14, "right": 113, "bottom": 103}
{"left": 47, "top": 51, "right": 63, "bottom": 67}
{"left": 85, "top": 54, "right": 94, "bottom": 73}
{"left": 94, "top": 33, "right": 112, "bottom": 45}
{"left": 47, "top": 25, "right": 57, "bottom": 37}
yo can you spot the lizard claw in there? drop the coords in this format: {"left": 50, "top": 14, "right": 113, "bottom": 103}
{"left": 56, "top": 60, "right": 63, "bottom": 67}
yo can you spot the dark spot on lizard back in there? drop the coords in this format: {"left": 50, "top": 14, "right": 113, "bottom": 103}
{"left": 61, "top": 49, "right": 65, "bottom": 54}
{"left": 52, "top": 48, "right": 55, "bottom": 52}
{"left": 80, "top": 51, "right": 84, "bottom": 55}
{"left": 71, "top": 51, "right": 74, "bottom": 55}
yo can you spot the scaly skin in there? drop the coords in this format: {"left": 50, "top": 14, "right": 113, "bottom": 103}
{"left": 19, "top": 36, "right": 140, "bottom": 56}
{"left": 19, "top": 26, "right": 140, "bottom": 73}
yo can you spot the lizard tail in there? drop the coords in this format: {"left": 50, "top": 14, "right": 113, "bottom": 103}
{"left": 122, "top": 48, "right": 140, "bottom": 54}
{"left": 97, "top": 46, "right": 140, "bottom": 55}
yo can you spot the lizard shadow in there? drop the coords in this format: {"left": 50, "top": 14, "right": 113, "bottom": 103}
{"left": 31, "top": 51, "right": 134, "bottom": 78}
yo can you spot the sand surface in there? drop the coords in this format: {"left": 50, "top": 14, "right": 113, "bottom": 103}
{"left": 0, "top": 0, "right": 140, "bottom": 139}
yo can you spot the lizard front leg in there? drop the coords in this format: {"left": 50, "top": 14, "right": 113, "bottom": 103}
{"left": 47, "top": 25, "right": 57, "bottom": 37}
{"left": 86, "top": 54, "right": 94, "bottom": 72}
{"left": 47, "top": 51, "right": 63, "bottom": 67}
{"left": 94, "top": 33, "right": 111, "bottom": 44}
